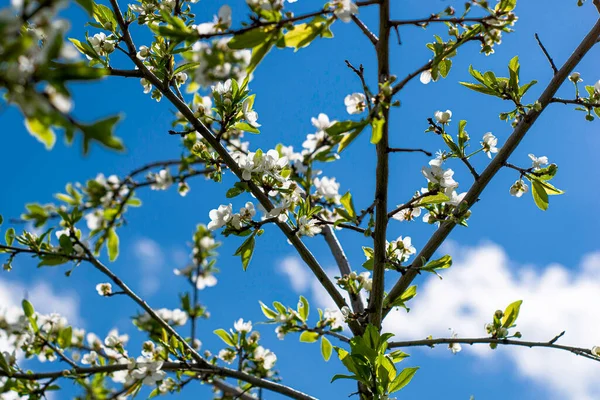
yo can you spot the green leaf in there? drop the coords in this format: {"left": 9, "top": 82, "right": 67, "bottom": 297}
{"left": 228, "top": 28, "right": 273, "bottom": 49}
{"left": 325, "top": 120, "right": 367, "bottom": 136}
{"left": 459, "top": 82, "right": 497, "bottom": 96}
{"left": 508, "top": 56, "right": 520, "bottom": 93}
{"left": 58, "top": 234, "right": 73, "bottom": 254}
{"left": 173, "top": 62, "right": 201, "bottom": 75}
{"left": 530, "top": 179, "right": 549, "bottom": 210}
{"left": 213, "top": 329, "right": 236, "bottom": 346}
{"left": 234, "top": 235, "right": 256, "bottom": 271}
{"left": 22, "top": 299, "right": 35, "bottom": 318}
{"left": 0, "top": 351, "right": 11, "bottom": 374}
{"left": 5, "top": 228, "right": 15, "bottom": 246}
{"left": 59, "top": 326, "right": 73, "bottom": 348}
{"left": 233, "top": 121, "right": 260, "bottom": 134}
{"left": 25, "top": 118, "right": 56, "bottom": 150}
{"left": 284, "top": 18, "right": 330, "bottom": 51}
{"left": 299, "top": 331, "right": 319, "bottom": 343}
{"left": 417, "top": 192, "right": 450, "bottom": 206}
{"left": 107, "top": 229, "right": 119, "bottom": 261}
{"left": 92, "top": 3, "right": 117, "bottom": 31}
{"left": 298, "top": 295, "right": 309, "bottom": 322}
{"left": 502, "top": 300, "right": 523, "bottom": 328}
{"left": 247, "top": 36, "right": 277, "bottom": 74}
{"left": 370, "top": 117, "right": 384, "bottom": 144}
{"left": 79, "top": 115, "right": 124, "bottom": 155}
{"left": 259, "top": 301, "right": 278, "bottom": 319}
{"left": 340, "top": 192, "right": 356, "bottom": 219}
{"left": 422, "top": 255, "right": 452, "bottom": 272}
{"left": 496, "top": 0, "right": 517, "bottom": 12}
{"left": 331, "top": 374, "right": 359, "bottom": 383}
{"left": 338, "top": 124, "right": 368, "bottom": 153}
{"left": 74, "top": 0, "right": 94, "bottom": 15}
{"left": 389, "top": 367, "right": 419, "bottom": 393}
{"left": 320, "top": 336, "right": 333, "bottom": 361}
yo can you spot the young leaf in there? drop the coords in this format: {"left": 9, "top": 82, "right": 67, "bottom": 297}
{"left": 259, "top": 301, "right": 279, "bottom": 319}
{"left": 213, "top": 329, "right": 236, "bottom": 346}
{"left": 389, "top": 367, "right": 419, "bottom": 393}
{"left": 370, "top": 117, "right": 384, "bottom": 144}
{"left": 107, "top": 228, "right": 119, "bottom": 261}
{"left": 234, "top": 235, "right": 256, "bottom": 271}
{"left": 299, "top": 331, "right": 319, "bottom": 343}
{"left": 320, "top": 336, "right": 333, "bottom": 361}
{"left": 298, "top": 295, "right": 309, "bottom": 322}
{"left": 340, "top": 192, "right": 356, "bottom": 219}
{"left": 22, "top": 299, "right": 35, "bottom": 318}
{"left": 530, "top": 179, "right": 549, "bottom": 211}
{"left": 25, "top": 118, "right": 56, "bottom": 150}
{"left": 502, "top": 300, "right": 523, "bottom": 328}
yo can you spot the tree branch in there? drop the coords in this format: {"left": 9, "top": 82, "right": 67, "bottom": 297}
{"left": 106, "top": 0, "right": 362, "bottom": 337}
{"left": 321, "top": 225, "right": 365, "bottom": 315}
{"left": 534, "top": 33, "right": 558, "bottom": 75}
{"left": 387, "top": 147, "right": 432, "bottom": 156}
{"left": 383, "top": 17, "right": 600, "bottom": 317}
{"left": 388, "top": 336, "right": 599, "bottom": 361}
{"left": 369, "top": 0, "right": 391, "bottom": 328}
{"left": 351, "top": 15, "right": 378, "bottom": 45}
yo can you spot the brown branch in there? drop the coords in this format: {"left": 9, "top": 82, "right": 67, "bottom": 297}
{"left": 388, "top": 336, "right": 599, "bottom": 362}
{"left": 535, "top": 33, "right": 558, "bottom": 75}
{"left": 550, "top": 97, "right": 600, "bottom": 108}
{"left": 351, "top": 15, "right": 378, "bottom": 45}
{"left": 390, "top": 16, "right": 491, "bottom": 28}
{"left": 321, "top": 225, "right": 365, "bottom": 315}
{"left": 383, "top": 18, "right": 600, "bottom": 317}
{"left": 107, "top": 68, "right": 143, "bottom": 78}
{"left": 369, "top": 0, "right": 391, "bottom": 328}
{"left": 387, "top": 147, "right": 432, "bottom": 156}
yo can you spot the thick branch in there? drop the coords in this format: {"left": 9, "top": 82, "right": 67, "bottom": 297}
{"left": 383, "top": 18, "right": 600, "bottom": 316}
{"left": 369, "top": 0, "right": 391, "bottom": 328}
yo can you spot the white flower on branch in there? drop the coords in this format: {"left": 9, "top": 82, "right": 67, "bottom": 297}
{"left": 568, "top": 72, "right": 582, "bottom": 83}
{"left": 434, "top": 110, "right": 452, "bottom": 124}
{"left": 344, "top": 92, "right": 367, "bottom": 114}
{"left": 96, "top": 283, "right": 112, "bottom": 296}
{"left": 89, "top": 32, "right": 115, "bottom": 56}
{"left": 422, "top": 159, "right": 458, "bottom": 189}
{"left": 420, "top": 69, "right": 433, "bottom": 84}
{"left": 528, "top": 153, "right": 548, "bottom": 170}
{"left": 130, "top": 358, "right": 166, "bottom": 386}
{"left": 392, "top": 206, "right": 422, "bottom": 222}
{"left": 149, "top": 169, "right": 173, "bottom": 190}
{"left": 314, "top": 176, "right": 340, "bottom": 203}
{"left": 594, "top": 80, "right": 600, "bottom": 94}
{"left": 297, "top": 216, "right": 322, "bottom": 237}
{"left": 331, "top": 0, "right": 358, "bottom": 23}
{"left": 391, "top": 236, "right": 416, "bottom": 262}
{"left": 212, "top": 79, "right": 232, "bottom": 95}
{"left": 481, "top": 132, "right": 499, "bottom": 158}
{"left": 509, "top": 179, "right": 529, "bottom": 197}
{"left": 448, "top": 329, "right": 462, "bottom": 354}
{"left": 81, "top": 351, "right": 98, "bottom": 365}
{"left": 136, "top": 45, "right": 150, "bottom": 60}
{"left": 208, "top": 204, "right": 233, "bottom": 230}
{"left": 218, "top": 348, "right": 236, "bottom": 364}
{"left": 234, "top": 318, "right": 253, "bottom": 333}
{"left": 242, "top": 97, "right": 261, "bottom": 127}
{"left": 254, "top": 346, "right": 277, "bottom": 370}
{"left": 311, "top": 113, "right": 334, "bottom": 132}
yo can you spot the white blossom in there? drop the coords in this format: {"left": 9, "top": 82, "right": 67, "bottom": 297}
{"left": 509, "top": 179, "right": 529, "bottom": 197}
{"left": 391, "top": 206, "right": 421, "bottom": 222}
{"left": 434, "top": 110, "right": 452, "bottom": 124}
{"left": 243, "top": 98, "right": 261, "bottom": 127}
{"left": 422, "top": 159, "right": 458, "bottom": 189}
{"left": 528, "top": 153, "right": 548, "bottom": 170}
{"left": 81, "top": 351, "right": 98, "bottom": 365}
{"left": 594, "top": 80, "right": 600, "bottom": 94}
{"left": 314, "top": 176, "right": 340, "bottom": 202}
{"left": 212, "top": 79, "right": 232, "bottom": 95}
{"left": 254, "top": 346, "right": 277, "bottom": 370}
{"left": 420, "top": 69, "right": 433, "bottom": 84}
{"left": 208, "top": 204, "right": 233, "bottom": 230}
{"left": 297, "top": 216, "right": 321, "bottom": 237}
{"left": 344, "top": 92, "right": 367, "bottom": 114}
{"left": 332, "top": 0, "right": 358, "bottom": 23}
{"left": 149, "top": 169, "right": 173, "bottom": 190}
{"left": 311, "top": 113, "right": 334, "bottom": 131}
{"left": 136, "top": 45, "right": 150, "bottom": 60}
{"left": 391, "top": 236, "right": 416, "bottom": 262}
{"left": 96, "top": 283, "right": 112, "bottom": 296}
{"left": 448, "top": 329, "right": 462, "bottom": 354}
{"left": 89, "top": 32, "right": 115, "bottom": 56}
{"left": 234, "top": 318, "right": 252, "bottom": 333}
{"left": 481, "top": 132, "right": 499, "bottom": 158}
{"left": 130, "top": 358, "right": 166, "bottom": 386}
{"left": 194, "top": 273, "right": 217, "bottom": 290}
{"left": 568, "top": 72, "right": 582, "bottom": 83}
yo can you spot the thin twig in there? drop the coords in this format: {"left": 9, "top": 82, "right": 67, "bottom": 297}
{"left": 351, "top": 15, "right": 378, "bottom": 45}
{"left": 535, "top": 33, "right": 558, "bottom": 75}
{"left": 387, "top": 147, "right": 432, "bottom": 156}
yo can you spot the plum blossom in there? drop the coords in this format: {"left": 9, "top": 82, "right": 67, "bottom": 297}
{"left": 311, "top": 113, "right": 334, "bottom": 131}
{"left": 96, "top": 283, "right": 112, "bottom": 296}
{"left": 234, "top": 318, "right": 252, "bottom": 333}
{"left": 481, "top": 132, "right": 499, "bottom": 158}
{"left": 212, "top": 79, "right": 232, "bottom": 95}
{"left": 89, "top": 32, "right": 115, "bottom": 56}
{"left": 391, "top": 205, "right": 421, "bottom": 222}
{"left": 434, "top": 110, "right": 452, "bottom": 124}
{"left": 297, "top": 216, "right": 322, "bottom": 237}
{"left": 448, "top": 329, "right": 462, "bottom": 354}
{"left": 254, "top": 346, "right": 277, "bottom": 370}
{"left": 344, "top": 93, "right": 367, "bottom": 114}
{"left": 391, "top": 236, "right": 416, "bottom": 262}
{"left": 509, "top": 179, "right": 529, "bottom": 197}
{"left": 81, "top": 351, "right": 98, "bottom": 365}
{"left": 149, "top": 169, "right": 173, "bottom": 190}
{"left": 422, "top": 159, "right": 458, "bottom": 189}
{"left": 243, "top": 97, "right": 260, "bottom": 127}
{"left": 528, "top": 153, "right": 548, "bottom": 170}
{"left": 130, "top": 358, "right": 166, "bottom": 386}
{"left": 332, "top": 0, "right": 358, "bottom": 23}
{"left": 314, "top": 176, "right": 340, "bottom": 202}
{"left": 208, "top": 204, "right": 233, "bottom": 230}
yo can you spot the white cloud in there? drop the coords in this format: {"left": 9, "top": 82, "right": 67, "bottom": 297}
{"left": 132, "top": 237, "right": 165, "bottom": 296}
{"left": 278, "top": 243, "right": 600, "bottom": 400}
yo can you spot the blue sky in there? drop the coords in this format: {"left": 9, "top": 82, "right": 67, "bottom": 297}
{"left": 2, "top": 0, "right": 600, "bottom": 399}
